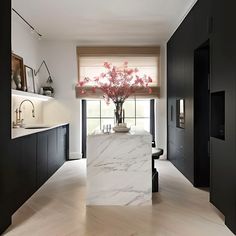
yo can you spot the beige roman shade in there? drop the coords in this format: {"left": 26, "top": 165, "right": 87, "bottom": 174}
{"left": 76, "top": 47, "right": 161, "bottom": 98}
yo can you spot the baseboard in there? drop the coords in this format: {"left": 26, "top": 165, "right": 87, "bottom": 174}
{"left": 69, "top": 152, "right": 82, "bottom": 160}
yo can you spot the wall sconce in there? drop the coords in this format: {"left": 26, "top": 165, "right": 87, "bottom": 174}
{"left": 34, "top": 60, "right": 53, "bottom": 84}
{"left": 34, "top": 60, "right": 54, "bottom": 96}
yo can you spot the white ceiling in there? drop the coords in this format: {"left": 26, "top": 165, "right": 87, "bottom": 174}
{"left": 12, "top": 0, "right": 197, "bottom": 45}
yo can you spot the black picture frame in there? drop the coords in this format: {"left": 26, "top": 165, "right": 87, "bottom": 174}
{"left": 24, "top": 65, "right": 35, "bottom": 93}
{"left": 11, "top": 53, "right": 26, "bottom": 91}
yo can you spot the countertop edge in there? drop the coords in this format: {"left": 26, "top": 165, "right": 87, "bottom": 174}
{"left": 11, "top": 123, "right": 69, "bottom": 139}
{"left": 88, "top": 130, "right": 152, "bottom": 137}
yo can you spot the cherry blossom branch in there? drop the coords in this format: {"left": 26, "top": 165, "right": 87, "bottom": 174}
{"left": 77, "top": 62, "right": 152, "bottom": 104}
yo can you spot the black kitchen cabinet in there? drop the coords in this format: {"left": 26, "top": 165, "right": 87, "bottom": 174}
{"left": 210, "top": 0, "right": 236, "bottom": 232}
{"left": 57, "top": 126, "right": 68, "bottom": 167}
{"left": 47, "top": 129, "right": 58, "bottom": 177}
{"left": 37, "top": 125, "right": 69, "bottom": 188}
{"left": 194, "top": 0, "right": 211, "bottom": 47}
{"left": 1, "top": 124, "right": 69, "bottom": 234}
{"left": 20, "top": 135, "right": 37, "bottom": 205}
{"left": 167, "top": 0, "right": 236, "bottom": 233}
{"left": 6, "top": 135, "right": 37, "bottom": 215}
{"left": 37, "top": 132, "right": 48, "bottom": 188}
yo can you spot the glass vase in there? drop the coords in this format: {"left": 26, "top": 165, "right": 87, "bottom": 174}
{"left": 114, "top": 101, "right": 125, "bottom": 126}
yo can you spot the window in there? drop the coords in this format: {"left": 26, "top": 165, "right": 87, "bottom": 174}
{"left": 76, "top": 47, "right": 161, "bottom": 98}
{"left": 82, "top": 99, "right": 155, "bottom": 158}
{"left": 86, "top": 99, "right": 151, "bottom": 135}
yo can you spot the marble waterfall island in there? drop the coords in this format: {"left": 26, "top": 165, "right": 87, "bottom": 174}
{"left": 87, "top": 130, "right": 152, "bottom": 206}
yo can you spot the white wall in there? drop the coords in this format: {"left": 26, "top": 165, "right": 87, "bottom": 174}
{"left": 11, "top": 13, "right": 45, "bottom": 125}
{"left": 156, "top": 44, "right": 167, "bottom": 159}
{"left": 12, "top": 13, "right": 41, "bottom": 93}
{"left": 12, "top": 12, "right": 167, "bottom": 160}
{"left": 38, "top": 41, "right": 167, "bottom": 160}
{"left": 39, "top": 41, "right": 81, "bottom": 159}
{"left": 12, "top": 14, "right": 81, "bottom": 159}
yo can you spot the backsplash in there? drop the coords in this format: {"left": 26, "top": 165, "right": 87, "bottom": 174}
{"left": 12, "top": 96, "right": 44, "bottom": 127}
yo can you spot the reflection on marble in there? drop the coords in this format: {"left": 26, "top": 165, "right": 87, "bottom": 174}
{"left": 87, "top": 130, "right": 152, "bottom": 206}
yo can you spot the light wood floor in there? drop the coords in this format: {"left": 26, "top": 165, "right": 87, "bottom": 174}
{"left": 4, "top": 159, "right": 234, "bottom": 236}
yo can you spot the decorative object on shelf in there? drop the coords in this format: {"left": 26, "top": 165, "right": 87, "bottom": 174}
{"left": 102, "top": 124, "right": 112, "bottom": 134}
{"left": 113, "top": 123, "right": 130, "bottom": 133}
{"left": 78, "top": 61, "right": 152, "bottom": 129}
{"left": 24, "top": 65, "right": 35, "bottom": 93}
{"left": 34, "top": 60, "right": 54, "bottom": 97}
{"left": 114, "top": 101, "right": 125, "bottom": 125}
{"left": 11, "top": 53, "right": 26, "bottom": 91}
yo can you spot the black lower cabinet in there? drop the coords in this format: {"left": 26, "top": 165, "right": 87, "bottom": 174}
{"left": 37, "top": 125, "right": 69, "bottom": 188}
{"left": 18, "top": 135, "right": 37, "bottom": 208}
{"left": 8, "top": 135, "right": 37, "bottom": 215}
{"left": 3, "top": 124, "right": 69, "bottom": 234}
{"left": 57, "top": 126, "right": 68, "bottom": 166}
{"left": 37, "top": 132, "right": 48, "bottom": 188}
{"left": 47, "top": 129, "right": 58, "bottom": 177}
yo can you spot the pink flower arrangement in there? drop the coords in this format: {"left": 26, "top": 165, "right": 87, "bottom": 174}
{"left": 77, "top": 61, "right": 152, "bottom": 104}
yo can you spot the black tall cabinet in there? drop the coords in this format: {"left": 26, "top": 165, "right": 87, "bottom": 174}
{"left": 167, "top": 0, "right": 236, "bottom": 233}
{"left": 0, "top": 0, "right": 12, "bottom": 233}
{"left": 210, "top": 0, "right": 236, "bottom": 231}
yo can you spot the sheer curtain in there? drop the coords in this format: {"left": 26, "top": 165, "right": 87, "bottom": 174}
{"left": 79, "top": 56, "right": 159, "bottom": 87}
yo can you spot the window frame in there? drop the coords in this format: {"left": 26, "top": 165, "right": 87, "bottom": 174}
{"left": 82, "top": 99, "right": 155, "bottom": 158}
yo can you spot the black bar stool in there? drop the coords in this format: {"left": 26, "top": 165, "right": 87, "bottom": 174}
{"left": 152, "top": 148, "right": 163, "bottom": 192}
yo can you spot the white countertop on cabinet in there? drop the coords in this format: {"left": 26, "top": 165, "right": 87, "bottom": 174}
{"left": 11, "top": 123, "right": 69, "bottom": 139}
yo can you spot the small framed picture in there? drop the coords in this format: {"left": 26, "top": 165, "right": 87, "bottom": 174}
{"left": 24, "top": 65, "right": 35, "bottom": 93}
{"left": 11, "top": 53, "right": 27, "bottom": 91}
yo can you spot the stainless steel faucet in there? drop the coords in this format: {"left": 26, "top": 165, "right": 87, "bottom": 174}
{"left": 14, "top": 99, "right": 35, "bottom": 127}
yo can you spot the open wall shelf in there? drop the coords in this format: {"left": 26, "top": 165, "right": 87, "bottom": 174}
{"left": 12, "top": 89, "right": 54, "bottom": 101}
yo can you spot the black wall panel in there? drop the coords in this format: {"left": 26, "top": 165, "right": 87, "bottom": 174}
{"left": 167, "top": 0, "right": 236, "bottom": 233}
{"left": 210, "top": 0, "right": 236, "bottom": 232}
{"left": 0, "top": 0, "right": 12, "bottom": 234}
{"left": 167, "top": 6, "right": 196, "bottom": 184}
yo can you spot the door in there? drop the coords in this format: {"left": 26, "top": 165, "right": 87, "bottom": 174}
{"left": 194, "top": 41, "right": 210, "bottom": 187}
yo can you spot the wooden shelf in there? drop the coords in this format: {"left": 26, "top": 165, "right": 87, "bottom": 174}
{"left": 12, "top": 89, "right": 54, "bottom": 101}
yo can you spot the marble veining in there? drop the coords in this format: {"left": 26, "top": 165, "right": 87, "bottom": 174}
{"left": 87, "top": 130, "right": 152, "bottom": 206}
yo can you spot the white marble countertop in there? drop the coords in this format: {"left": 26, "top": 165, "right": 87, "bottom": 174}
{"left": 11, "top": 123, "right": 69, "bottom": 139}
{"left": 90, "top": 129, "right": 151, "bottom": 137}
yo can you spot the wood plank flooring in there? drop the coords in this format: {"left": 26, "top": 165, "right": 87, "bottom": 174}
{"left": 3, "top": 159, "right": 234, "bottom": 236}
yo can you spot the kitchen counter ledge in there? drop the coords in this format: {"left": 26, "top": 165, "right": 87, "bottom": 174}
{"left": 11, "top": 123, "right": 69, "bottom": 139}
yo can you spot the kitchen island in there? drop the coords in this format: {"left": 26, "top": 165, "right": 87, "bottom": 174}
{"left": 87, "top": 130, "right": 152, "bottom": 206}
